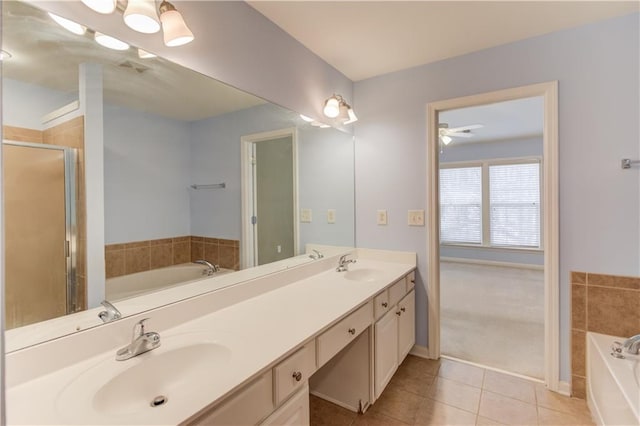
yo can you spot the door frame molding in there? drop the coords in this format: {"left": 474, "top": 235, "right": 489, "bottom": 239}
{"left": 240, "top": 128, "right": 298, "bottom": 268}
{"left": 425, "top": 81, "right": 559, "bottom": 390}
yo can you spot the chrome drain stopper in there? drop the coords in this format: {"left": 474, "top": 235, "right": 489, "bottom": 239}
{"left": 150, "top": 395, "right": 168, "bottom": 407}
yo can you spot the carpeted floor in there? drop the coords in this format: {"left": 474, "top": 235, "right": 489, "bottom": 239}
{"left": 440, "top": 260, "right": 545, "bottom": 379}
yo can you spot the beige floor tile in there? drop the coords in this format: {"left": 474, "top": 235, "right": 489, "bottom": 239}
{"left": 438, "top": 359, "right": 485, "bottom": 388}
{"left": 400, "top": 354, "right": 442, "bottom": 376}
{"left": 427, "top": 377, "right": 482, "bottom": 413}
{"left": 478, "top": 391, "right": 537, "bottom": 425}
{"left": 353, "top": 410, "right": 411, "bottom": 426}
{"left": 476, "top": 416, "right": 505, "bottom": 425}
{"left": 369, "top": 385, "right": 423, "bottom": 424}
{"left": 309, "top": 394, "right": 357, "bottom": 426}
{"left": 534, "top": 384, "right": 591, "bottom": 417}
{"left": 389, "top": 364, "right": 436, "bottom": 397}
{"left": 415, "top": 399, "right": 477, "bottom": 426}
{"left": 537, "top": 407, "right": 595, "bottom": 426}
{"left": 482, "top": 370, "right": 536, "bottom": 405}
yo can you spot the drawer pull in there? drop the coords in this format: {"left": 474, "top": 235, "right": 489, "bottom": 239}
{"left": 396, "top": 311, "right": 401, "bottom": 316}
{"left": 382, "top": 302, "right": 388, "bottom": 308}
{"left": 348, "top": 328, "right": 356, "bottom": 335}
{"left": 401, "top": 307, "right": 406, "bottom": 312}
{"left": 292, "top": 371, "right": 302, "bottom": 382}
{"left": 411, "top": 279, "right": 415, "bottom": 283}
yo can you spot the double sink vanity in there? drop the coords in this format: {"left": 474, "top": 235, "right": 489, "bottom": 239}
{"left": 6, "top": 248, "right": 416, "bottom": 425}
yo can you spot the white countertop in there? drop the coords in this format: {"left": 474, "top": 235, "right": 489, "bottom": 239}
{"left": 7, "top": 255, "right": 415, "bottom": 425}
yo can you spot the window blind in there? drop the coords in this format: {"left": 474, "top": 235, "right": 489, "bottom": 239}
{"left": 439, "top": 167, "right": 482, "bottom": 244}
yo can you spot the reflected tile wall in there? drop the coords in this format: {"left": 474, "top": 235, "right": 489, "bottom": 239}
{"left": 571, "top": 271, "right": 640, "bottom": 399}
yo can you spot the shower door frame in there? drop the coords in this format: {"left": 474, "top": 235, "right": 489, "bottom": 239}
{"left": 425, "top": 82, "right": 560, "bottom": 392}
{"left": 3, "top": 140, "right": 79, "bottom": 314}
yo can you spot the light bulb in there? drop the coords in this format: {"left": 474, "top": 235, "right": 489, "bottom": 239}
{"left": 94, "top": 32, "right": 130, "bottom": 51}
{"left": 48, "top": 13, "right": 86, "bottom": 35}
{"left": 160, "top": 2, "right": 194, "bottom": 47}
{"left": 0, "top": 50, "right": 12, "bottom": 61}
{"left": 441, "top": 135, "right": 452, "bottom": 145}
{"left": 323, "top": 96, "right": 340, "bottom": 118}
{"left": 124, "top": 0, "right": 161, "bottom": 34}
{"left": 80, "top": 0, "right": 116, "bottom": 14}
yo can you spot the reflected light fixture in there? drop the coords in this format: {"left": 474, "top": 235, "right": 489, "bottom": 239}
{"left": 138, "top": 48, "right": 157, "bottom": 59}
{"left": 124, "top": 0, "right": 160, "bottom": 34}
{"left": 94, "top": 32, "right": 130, "bottom": 50}
{"left": 0, "top": 50, "right": 12, "bottom": 61}
{"left": 48, "top": 13, "right": 87, "bottom": 35}
{"left": 81, "top": 0, "right": 116, "bottom": 14}
{"left": 159, "top": 0, "right": 194, "bottom": 47}
{"left": 441, "top": 135, "right": 452, "bottom": 145}
{"left": 323, "top": 94, "right": 358, "bottom": 125}
{"left": 299, "top": 114, "right": 315, "bottom": 122}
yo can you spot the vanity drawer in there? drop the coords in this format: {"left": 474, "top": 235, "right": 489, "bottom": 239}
{"left": 188, "top": 371, "right": 273, "bottom": 426}
{"left": 273, "top": 341, "right": 316, "bottom": 406}
{"left": 406, "top": 271, "right": 416, "bottom": 291}
{"left": 317, "top": 301, "right": 373, "bottom": 367}
{"left": 388, "top": 278, "right": 406, "bottom": 307}
{"left": 374, "top": 291, "right": 391, "bottom": 320}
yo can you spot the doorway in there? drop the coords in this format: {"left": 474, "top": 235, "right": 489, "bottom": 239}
{"left": 3, "top": 141, "right": 78, "bottom": 329}
{"left": 426, "top": 82, "right": 560, "bottom": 390}
{"left": 241, "top": 129, "right": 298, "bottom": 268}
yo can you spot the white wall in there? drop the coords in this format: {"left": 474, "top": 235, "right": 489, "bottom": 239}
{"left": 353, "top": 13, "right": 639, "bottom": 381}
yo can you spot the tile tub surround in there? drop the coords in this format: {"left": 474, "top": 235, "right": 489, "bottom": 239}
{"left": 571, "top": 271, "right": 640, "bottom": 399}
{"left": 105, "top": 236, "right": 240, "bottom": 278}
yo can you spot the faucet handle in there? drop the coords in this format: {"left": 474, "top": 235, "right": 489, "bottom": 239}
{"left": 133, "top": 318, "right": 150, "bottom": 339}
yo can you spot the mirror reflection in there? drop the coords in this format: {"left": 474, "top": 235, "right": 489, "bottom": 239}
{"left": 2, "top": 1, "right": 354, "bottom": 344}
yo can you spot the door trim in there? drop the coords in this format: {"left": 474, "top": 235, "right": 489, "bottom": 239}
{"left": 425, "top": 81, "right": 559, "bottom": 390}
{"left": 240, "top": 128, "right": 298, "bottom": 268}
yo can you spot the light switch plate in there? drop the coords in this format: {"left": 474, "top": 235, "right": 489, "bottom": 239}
{"left": 377, "top": 209, "right": 388, "bottom": 225}
{"left": 327, "top": 209, "right": 336, "bottom": 224}
{"left": 408, "top": 209, "right": 425, "bottom": 226}
{"left": 300, "top": 208, "right": 312, "bottom": 223}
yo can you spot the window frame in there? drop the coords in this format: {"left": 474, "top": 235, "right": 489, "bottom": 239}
{"left": 440, "top": 156, "right": 543, "bottom": 251}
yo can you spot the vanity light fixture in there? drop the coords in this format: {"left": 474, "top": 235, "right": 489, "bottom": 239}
{"left": 48, "top": 13, "right": 87, "bottom": 35}
{"left": 299, "top": 114, "right": 315, "bottom": 122}
{"left": 81, "top": 0, "right": 116, "bottom": 14}
{"left": 159, "top": 0, "right": 194, "bottom": 47}
{"left": 94, "top": 32, "right": 130, "bottom": 50}
{"left": 124, "top": 0, "right": 160, "bottom": 34}
{"left": 0, "top": 50, "right": 12, "bottom": 61}
{"left": 441, "top": 135, "right": 452, "bottom": 145}
{"left": 323, "top": 94, "right": 358, "bottom": 125}
{"left": 138, "top": 48, "right": 157, "bottom": 59}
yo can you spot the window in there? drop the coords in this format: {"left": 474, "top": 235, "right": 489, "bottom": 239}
{"left": 440, "top": 159, "right": 541, "bottom": 249}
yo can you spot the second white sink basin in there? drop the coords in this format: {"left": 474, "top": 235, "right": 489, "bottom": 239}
{"left": 343, "top": 268, "right": 384, "bottom": 282}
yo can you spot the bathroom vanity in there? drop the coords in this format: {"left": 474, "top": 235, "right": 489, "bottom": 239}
{"left": 6, "top": 249, "right": 416, "bottom": 425}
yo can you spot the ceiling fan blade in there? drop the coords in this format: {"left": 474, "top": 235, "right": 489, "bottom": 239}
{"left": 447, "top": 124, "right": 483, "bottom": 133}
{"left": 447, "top": 132, "right": 473, "bottom": 138}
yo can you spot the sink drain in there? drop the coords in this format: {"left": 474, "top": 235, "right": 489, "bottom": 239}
{"left": 150, "top": 395, "right": 168, "bottom": 407}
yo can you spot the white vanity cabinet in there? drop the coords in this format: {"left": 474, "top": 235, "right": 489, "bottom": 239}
{"left": 374, "top": 307, "right": 399, "bottom": 397}
{"left": 261, "top": 384, "right": 310, "bottom": 426}
{"left": 397, "top": 290, "right": 415, "bottom": 361}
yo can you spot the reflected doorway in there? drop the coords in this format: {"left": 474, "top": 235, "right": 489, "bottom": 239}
{"left": 241, "top": 129, "right": 298, "bottom": 267}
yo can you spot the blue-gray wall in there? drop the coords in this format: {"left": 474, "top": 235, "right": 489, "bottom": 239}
{"left": 353, "top": 13, "right": 640, "bottom": 381}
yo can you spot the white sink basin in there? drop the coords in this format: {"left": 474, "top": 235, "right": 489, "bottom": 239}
{"left": 56, "top": 332, "right": 231, "bottom": 421}
{"left": 343, "top": 268, "right": 384, "bottom": 282}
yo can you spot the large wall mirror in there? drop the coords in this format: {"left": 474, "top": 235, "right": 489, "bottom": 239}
{"left": 2, "top": 0, "right": 355, "bottom": 351}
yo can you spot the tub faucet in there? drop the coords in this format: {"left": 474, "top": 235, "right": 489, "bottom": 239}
{"left": 622, "top": 334, "right": 640, "bottom": 355}
{"left": 195, "top": 259, "right": 219, "bottom": 275}
{"left": 336, "top": 254, "right": 356, "bottom": 272}
{"left": 116, "top": 318, "right": 161, "bottom": 361}
{"left": 309, "top": 249, "right": 324, "bottom": 260}
{"left": 98, "top": 300, "right": 121, "bottom": 323}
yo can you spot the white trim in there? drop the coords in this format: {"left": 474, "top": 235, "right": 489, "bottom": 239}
{"left": 409, "top": 344, "right": 432, "bottom": 359}
{"left": 41, "top": 100, "right": 80, "bottom": 124}
{"left": 441, "top": 355, "right": 544, "bottom": 384}
{"left": 240, "top": 128, "right": 298, "bottom": 269}
{"left": 440, "top": 256, "right": 544, "bottom": 271}
{"left": 426, "top": 81, "right": 560, "bottom": 391}
{"left": 557, "top": 380, "right": 571, "bottom": 397}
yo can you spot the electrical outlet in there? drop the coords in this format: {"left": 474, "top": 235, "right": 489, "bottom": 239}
{"left": 377, "top": 209, "right": 388, "bottom": 225}
{"left": 276, "top": 245, "right": 282, "bottom": 253}
{"left": 408, "top": 209, "right": 425, "bottom": 226}
{"left": 300, "top": 208, "right": 312, "bottom": 223}
{"left": 327, "top": 209, "right": 336, "bottom": 224}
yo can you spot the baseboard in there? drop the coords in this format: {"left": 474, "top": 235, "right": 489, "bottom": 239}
{"left": 557, "top": 380, "right": 571, "bottom": 396}
{"left": 409, "top": 344, "right": 432, "bottom": 359}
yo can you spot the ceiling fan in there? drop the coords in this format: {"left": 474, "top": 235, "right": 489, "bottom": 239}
{"left": 438, "top": 123, "right": 484, "bottom": 145}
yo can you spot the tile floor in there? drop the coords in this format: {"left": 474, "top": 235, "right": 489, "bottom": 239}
{"left": 310, "top": 356, "right": 594, "bottom": 426}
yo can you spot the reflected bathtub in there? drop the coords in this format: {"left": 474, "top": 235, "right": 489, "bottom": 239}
{"left": 106, "top": 263, "right": 233, "bottom": 301}
{"left": 587, "top": 332, "right": 640, "bottom": 426}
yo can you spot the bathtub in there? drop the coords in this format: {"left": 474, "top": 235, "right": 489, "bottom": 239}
{"left": 587, "top": 332, "right": 640, "bottom": 426}
{"left": 106, "top": 263, "right": 233, "bottom": 301}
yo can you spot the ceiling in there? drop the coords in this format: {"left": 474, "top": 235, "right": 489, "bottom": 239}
{"left": 248, "top": 1, "right": 640, "bottom": 81}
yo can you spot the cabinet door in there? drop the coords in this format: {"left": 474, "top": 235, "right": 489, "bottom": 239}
{"left": 398, "top": 290, "right": 415, "bottom": 362}
{"left": 261, "top": 383, "right": 309, "bottom": 426}
{"left": 374, "top": 309, "right": 398, "bottom": 399}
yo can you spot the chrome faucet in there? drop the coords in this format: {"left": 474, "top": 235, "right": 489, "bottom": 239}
{"left": 194, "top": 259, "right": 220, "bottom": 275}
{"left": 98, "top": 300, "right": 121, "bottom": 323}
{"left": 309, "top": 249, "right": 324, "bottom": 260}
{"left": 116, "top": 318, "right": 161, "bottom": 361}
{"left": 622, "top": 334, "right": 640, "bottom": 355}
{"left": 336, "top": 254, "right": 356, "bottom": 272}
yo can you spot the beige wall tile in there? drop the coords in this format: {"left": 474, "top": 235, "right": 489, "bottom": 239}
{"left": 150, "top": 244, "right": 173, "bottom": 269}
{"left": 219, "top": 245, "right": 235, "bottom": 269}
{"left": 482, "top": 370, "right": 536, "bottom": 405}
{"left": 105, "top": 250, "right": 125, "bottom": 278}
{"left": 478, "top": 391, "right": 537, "bottom": 425}
{"left": 233, "top": 246, "right": 240, "bottom": 270}
{"left": 587, "top": 273, "right": 640, "bottom": 290}
{"left": 571, "top": 330, "right": 586, "bottom": 377}
{"left": 571, "top": 375, "right": 586, "bottom": 399}
{"left": 427, "top": 377, "right": 482, "bottom": 413}
{"left": 218, "top": 238, "right": 237, "bottom": 247}
{"left": 414, "top": 398, "right": 477, "bottom": 426}
{"left": 438, "top": 359, "right": 485, "bottom": 388}
{"left": 204, "top": 243, "right": 220, "bottom": 265}
{"left": 173, "top": 241, "right": 190, "bottom": 264}
{"left": 203, "top": 237, "right": 219, "bottom": 244}
{"left": 587, "top": 286, "right": 640, "bottom": 337}
{"left": 190, "top": 241, "right": 204, "bottom": 262}
{"left": 149, "top": 238, "right": 173, "bottom": 246}
{"left": 572, "top": 284, "right": 587, "bottom": 330}
{"left": 4, "top": 125, "right": 44, "bottom": 143}
{"left": 191, "top": 236, "right": 204, "bottom": 242}
{"left": 105, "top": 243, "right": 126, "bottom": 251}
{"left": 172, "top": 236, "right": 190, "bottom": 243}
{"left": 571, "top": 271, "right": 586, "bottom": 284}
{"left": 125, "top": 246, "right": 150, "bottom": 274}
{"left": 124, "top": 240, "right": 150, "bottom": 249}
